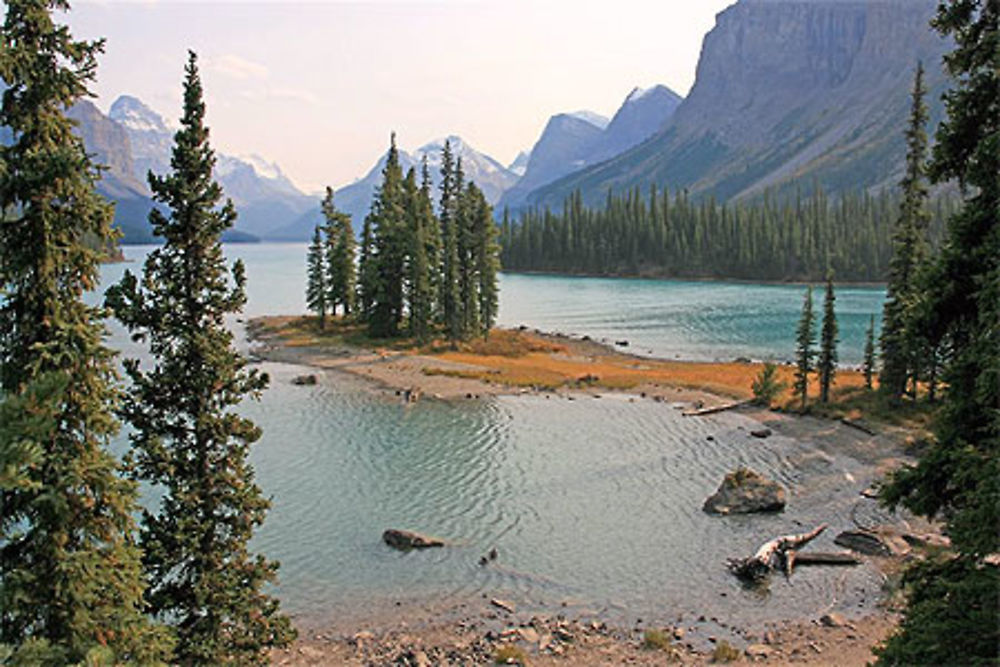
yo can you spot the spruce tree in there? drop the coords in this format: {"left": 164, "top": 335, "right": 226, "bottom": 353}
{"left": 404, "top": 168, "right": 433, "bottom": 341}
{"left": 105, "top": 52, "right": 295, "bottom": 664}
{"left": 306, "top": 224, "right": 328, "bottom": 328}
{"left": 880, "top": 62, "right": 931, "bottom": 400}
{"left": 458, "top": 177, "right": 481, "bottom": 338}
{"left": 877, "top": 2, "right": 999, "bottom": 663}
{"left": 367, "top": 134, "right": 407, "bottom": 337}
{"left": 357, "top": 209, "right": 376, "bottom": 321}
{"left": 817, "top": 273, "right": 838, "bottom": 403}
{"left": 0, "top": 1, "right": 171, "bottom": 662}
{"left": 471, "top": 184, "right": 501, "bottom": 337}
{"left": 438, "top": 140, "right": 463, "bottom": 342}
{"left": 322, "top": 187, "right": 356, "bottom": 317}
{"left": 863, "top": 314, "right": 876, "bottom": 390}
{"left": 793, "top": 286, "right": 816, "bottom": 410}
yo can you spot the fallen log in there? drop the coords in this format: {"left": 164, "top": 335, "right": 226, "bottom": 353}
{"left": 728, "top": 524, "right": 827, "bottom": 581}
{"left": 840, "top": 417, "right": 877, "bottom": 436}
{"left": 785, "top": 550, "right": 861, "bottom": 570}
{"left": 682, "top": 400, "right": 754, "bottom": 417}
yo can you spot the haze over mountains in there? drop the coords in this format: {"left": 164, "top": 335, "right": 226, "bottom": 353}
{"left": 61, "top": 0, "right": 948, "bottom": 243}
{"left": 524, "top": 0, "right": 948, "bottom": 211}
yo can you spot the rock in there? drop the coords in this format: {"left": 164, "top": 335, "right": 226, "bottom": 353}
{"left": 703, "top": 467, "right": 786, "bottom": 514}
{"left": 820, "top": 612, "right": 848, "bottom": 628}
{"left": 291, "top": 374, "right": 318, "bottom": 386}
{"left": 673, "top": 627, "right": 685, "bottom": 640}
{"left": 615, "top": 339, "right": 629, "bottom": 347}
{"left": 381, "top": 529, "right": 445, "bottom": 550}
{"left": 746, "top": 643, "right": 773, "bottom": 659}
{"left": 834, "top": 530, "right": 891, "bottom": 556}
{"left": 750, "top": 428, "right": 773, "bottom": 438}
{"left": 491, "top": 598, "right": 516, "bottom": 613}
{"left": 517, "top": 627, "right": 539, "bottom": 643}
{"left": 553, "top": 627, "right": 574, "bottom": 643}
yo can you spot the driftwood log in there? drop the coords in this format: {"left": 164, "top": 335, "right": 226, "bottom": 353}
{"left": 682, "top": 400, "right": 753, "bottom": 417}
{"left": 728, "top": 524, "right": 828, "bottom": 581}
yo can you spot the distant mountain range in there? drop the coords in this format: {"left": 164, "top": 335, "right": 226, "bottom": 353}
{"left": 276, "top": 135, "right": 522, "bottom": 241}
{"left": 498, "top": 85, "right": 682, "bottom": 211}
{"left": 56, "top": 0, "right": 947, "bottom": 244}
{"left": 522, "top": 0, "right": 949, "bottom": 211}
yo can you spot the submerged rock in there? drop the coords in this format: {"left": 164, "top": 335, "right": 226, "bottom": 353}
{"left": 291, "top": 374, "right": 318, "bottom": 386}
{"left": 703, "top": 467, "right": 786, "bottom": 514}
{"left": 834, "top": 530, "right": 899, "bottom": 556}
{"left": 382, "top": 528, "right": 445, "bottom": 550}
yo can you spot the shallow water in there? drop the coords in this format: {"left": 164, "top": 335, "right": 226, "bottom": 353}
{"left": 100, "top": 244, "right": 888, "bottom": 631}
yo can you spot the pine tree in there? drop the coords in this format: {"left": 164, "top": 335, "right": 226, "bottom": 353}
{"left": 880, "top": 62, "right": 931, "bottom": 400}
{"left": 817, "top": 273, "right": 838, "bottom": 403}
{"left": 358, "top": 209, "right": 376, "bottom": 320}
{"left": 104, "top": 52, "right": 295, "bottom": 664}
{"left": 793, "top": 286, "right": 816, "bottom": 410}
{"left": 877, "top": 2, "right": 999, "bottom": 663}
{"left": 863, "top": 314, "right": 876, "bottom": 390}
{"left": 0, "top": 1, "right": 171, "bottom": 662}
{"left": 458, "top": 177, "right": 481, "bottom": 337}
{"left": 322, "top": 187, "right": 356, "bottom": 317}
{"left": 306, "top": 224, "right": 328, "bottom": 328}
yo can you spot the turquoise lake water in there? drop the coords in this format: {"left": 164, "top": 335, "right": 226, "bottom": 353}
{"left": 99, "top": 244, "right": 889, "bottom": 632}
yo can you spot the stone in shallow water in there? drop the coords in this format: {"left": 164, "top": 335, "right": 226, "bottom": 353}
{"left": 703, "top": 468, "right": 786, "bottom": 514}
{"left": 381, "top": 529, "right": 445, "bottom": 550}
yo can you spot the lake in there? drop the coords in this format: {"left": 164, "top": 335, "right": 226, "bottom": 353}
{"left": 100, "top": 243, "right": 888, "bottom": 633}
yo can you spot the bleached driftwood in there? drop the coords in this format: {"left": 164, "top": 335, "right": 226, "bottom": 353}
{"left": 682, "top": 400, "right": 754, "bottom": 417}
{"left": 728, "top": 524, "right": 828, "bottom": 581}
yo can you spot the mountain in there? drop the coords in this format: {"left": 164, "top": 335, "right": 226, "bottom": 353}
{"left": 499, "top": 85, "right": 683, "bottom": 211}
{"left": 108, "top": 95, "right": 312, "bottom": 239}
{"left": 525, "top": 0, "right": 949, "bottom": 211}
{"left": 497, "top": 112, "right": 608, "bottom": 211}
{"left": 276, "top": 135, "right": 518, "bottom": 240}
{"left": 589, "top": 85, "right": 683, "bottom": 163}
{"left": 66, "top": 100, "right": 157, "bottom": 243}
{"left": 508, "top": 150, "right": 531, "bottom": 177}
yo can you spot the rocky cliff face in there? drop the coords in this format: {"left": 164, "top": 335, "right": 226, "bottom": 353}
{"left": 526, "top": 0, "right": 948, "bottom": 209}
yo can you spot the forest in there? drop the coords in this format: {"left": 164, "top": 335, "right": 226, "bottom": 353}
{"left": 499, "top": 186, "right": 959, "bottom": 282}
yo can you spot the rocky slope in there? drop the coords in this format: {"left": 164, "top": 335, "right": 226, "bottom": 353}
{"left": 500, "top": 85, "right": 682, "bottom": 211}
{"left": 525, "top": 0, "right": 949, "bottom": 210}
{"left": 108, "top": 95, "right": 312, "bottom": 240}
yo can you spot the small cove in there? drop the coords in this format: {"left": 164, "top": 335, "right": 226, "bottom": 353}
{"left": 100, "top": 244, "right": 891, "bottom": 632}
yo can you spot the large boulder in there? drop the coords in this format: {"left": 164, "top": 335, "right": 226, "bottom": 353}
{"left": 703, "top": 467, "right": 786, "bottom": 515}
{"left": 382, "top": 528, "right": 445, "bottom": 550}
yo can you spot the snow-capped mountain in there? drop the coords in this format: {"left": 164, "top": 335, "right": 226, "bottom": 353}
{"left": 108, "top": 95, "right": 314, "bottom": 238}
{"left": 274, "top": 135, "right": 519, "bottom": 241}
{"left": 508, "top": 150, "right": 531, "bottom": 177}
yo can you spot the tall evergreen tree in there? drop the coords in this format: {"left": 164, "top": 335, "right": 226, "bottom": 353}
{"left": 877, "top": 2, "right": 999, "bottom": 663}
{"left": 0, "top": 1, "right": 171, "bottom": 662}
{"left": 322, "top": 187, "right": 356, "bottom": 317}
{"left": 438, "top": 140, "right": 463, "bottom": 341}
{"left": 366, "top": 134, "right": 408, "bottom": 337}
{"left": 306, "top": 224, "right": 328, "bottom": 328}
{"left": 105, "top": 52, "right": 295, "bottom": 664}
{"left": 793, "top": 286, "right": 816, "bottom": 410}
{"left": 404, "top": 168, "right": 433, "bottom": 341}
{"left": 457, "top": 177, "right": 481, "bottom": 338}
{"left": 471, "top": 184, "right": 501, "bottom": 337}
{"left": 357, "top": 209, "right": 376, "bottom": 321}
{"left": 817, "top": 273, "right": 839, "bottom": 403}
{"left": 880, "top": 62, "right": 931, "bottom": 400}
{"left": 863, "top": 314, "right": 876, "bottom": 390}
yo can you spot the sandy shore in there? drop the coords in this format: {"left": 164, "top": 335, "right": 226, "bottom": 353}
{"left": 249, "top": 317, "right": 929, "bottom": 665}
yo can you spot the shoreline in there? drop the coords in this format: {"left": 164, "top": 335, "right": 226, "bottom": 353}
{"left": 499, "top": 269, "right": 888, "bottom": 289}
{"left": 248, "top": 316, "right": 928, "bottom": 665}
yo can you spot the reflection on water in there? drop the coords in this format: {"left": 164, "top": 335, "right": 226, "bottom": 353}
{"left": 101, "top": 245, "right": 887, "bottom": 630}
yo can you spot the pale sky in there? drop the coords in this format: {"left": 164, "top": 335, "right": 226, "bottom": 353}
{"left": 65, "top": 0, "right": 735, "bottom": 193}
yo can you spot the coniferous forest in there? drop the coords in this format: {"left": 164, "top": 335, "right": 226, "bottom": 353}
{"left": 308, "top": 136, "right": 500, "bottom": 343}
{"left": 0, "top": 0, "right": 996, "bottom": 665}
{"left": 499, "top": 186, "right": 959, "bottom": 282}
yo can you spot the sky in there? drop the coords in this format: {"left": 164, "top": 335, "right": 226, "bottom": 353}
{"left": 65, "top": 0, "right": 735, "bottom": 193}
